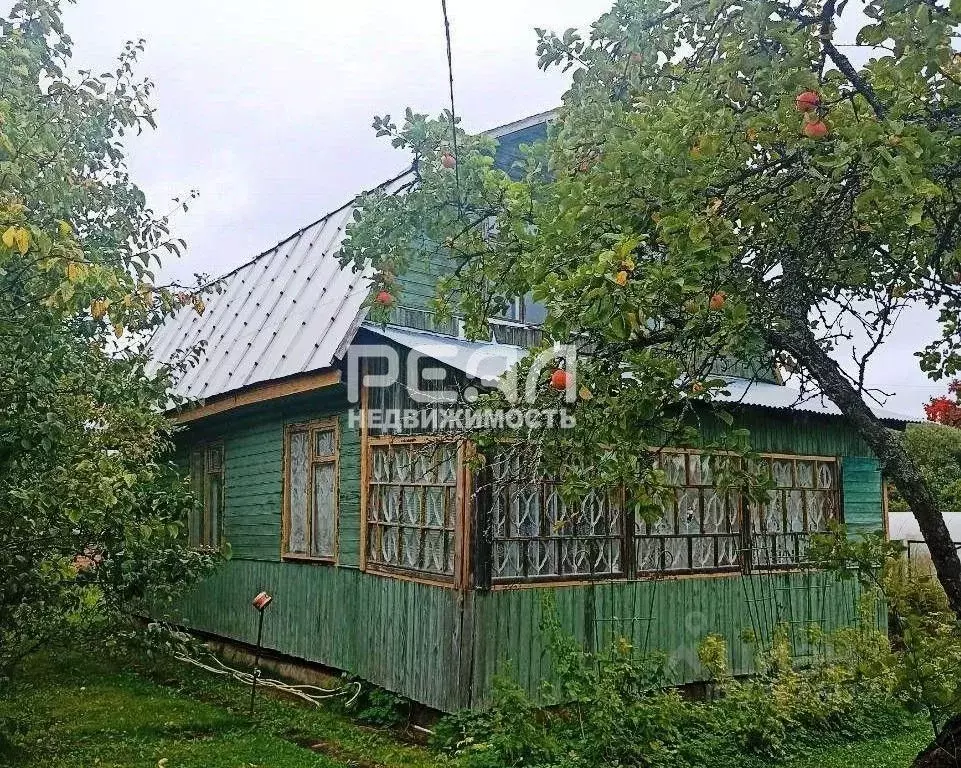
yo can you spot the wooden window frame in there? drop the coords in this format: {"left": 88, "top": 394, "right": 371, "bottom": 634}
{"left": 282, "top": 417, "right": 340, "bottom": 563}
{"left": 189, "top": 440, "right": 225, "bottom": 549}
{"left": 362, "top": 434, "right": 464, "bottom": 587}
{"left": 482, "top": 448, "right": 844, "bottom": 586}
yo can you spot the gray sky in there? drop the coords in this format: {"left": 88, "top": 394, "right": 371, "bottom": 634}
{"left": 62, "top": 0, "right": 949, "bottom": 417}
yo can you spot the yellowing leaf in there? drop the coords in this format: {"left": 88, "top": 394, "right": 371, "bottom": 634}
{"left": 113, "top": 323, "right": 125, "bottom": 338}
{"left": 1, "top": 226, "right": 15, "bottom": 250}
{"left": 13, "top": 227, "right": 30, "bottom": 254}
{"left": 58, "top": 220, "right": 73, "bottom": 238}
{"left": 192, "top": 297, "right": 206, "bottom": 315}
{"left": 90, "top": 299, "right": 108, "bottom": 319}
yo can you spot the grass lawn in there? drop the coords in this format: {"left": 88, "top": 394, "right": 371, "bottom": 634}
{"left": 0, "top": 648, "right": 935, "bottom": 768}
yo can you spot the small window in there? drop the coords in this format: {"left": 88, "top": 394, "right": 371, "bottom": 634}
{"left": 284, "top": 419, "right": 338, "bottom": 560}
{"left": 189, "top": 442, "right": 224, "bottom": 548}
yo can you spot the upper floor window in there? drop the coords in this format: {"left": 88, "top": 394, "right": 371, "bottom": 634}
{"left": 284, "top": 418, "right": 339, "bottom": 560}
{"left": 189, "top": 442, "right": 224, "bottom": 548}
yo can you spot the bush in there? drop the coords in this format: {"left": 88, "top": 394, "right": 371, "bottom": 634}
{"left": 433, "top": 594, "right": 914, "bottom": 768}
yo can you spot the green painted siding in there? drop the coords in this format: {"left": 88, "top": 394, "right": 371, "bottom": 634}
{"left": 174, "top": 560, "right": 877, "bottom": 711}
{"left": 174, "top": 561, "right": 464, "bottom": 712}
{"left": 467, "top": 571, "right": 877, "bottom": 708}
{"left": 843, "top": 456, "right": 884, "bottom": 537}
{"left": 172, "top": 387, "right": 888, "bottom": 710}
{"left": 175, "top": 386, "right": 363, "bottom": 565}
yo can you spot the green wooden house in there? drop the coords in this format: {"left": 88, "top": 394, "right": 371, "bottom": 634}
{"left": 149, "top": 113, "right": 907, "bottom": 712}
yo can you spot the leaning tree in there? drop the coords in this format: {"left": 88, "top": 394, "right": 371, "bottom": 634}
{"left": 342, "top": 0, "right": 961, "bottom": 618}
{"left": 0, "top": 0, "right": 216, "bottom": 677}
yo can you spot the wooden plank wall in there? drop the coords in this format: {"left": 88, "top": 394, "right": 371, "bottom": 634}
{"left": 172, "top": 560, "right": 464, "bottom": 712}
{"left": 465, "top": 572, "right": 876, "bottom": 709}
{"left": 173, "top": 387, "right": 890, "bottom": 712}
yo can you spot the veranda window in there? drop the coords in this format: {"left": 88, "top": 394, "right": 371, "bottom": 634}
{"left": 635, "top": 451, "right": 742, "bottom": 573}
{"left": 748, "top": 455, "right": 840, "bottom": 568}
{"left": 283, "top": 418, "right": 338, "bottom": 560}
{"left": 366, "top": 439, "right": 458, "bottom": 580}
{"left": 485, "top": 449, "right": 841, "bottom": 583}
{"left": 489, "top": 452, "right": 624, "bottom": 582}
{"left": 189, "top": 442, "right": 224, "bottom": 548}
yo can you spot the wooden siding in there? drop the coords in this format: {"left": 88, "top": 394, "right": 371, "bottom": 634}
{"left": 173, "top": 560, "right": 464, "bottom": 712}
{"left": 175, "top": 386, "right": 363, "bottom": 565}
{"left": 172, "top": 385, "right": 888, "bottom": 711}
{"left": 467, "top": 571, "right": 878, "bottom": 708}
{"left": 173, "top": 560, "right": 877, "bottom": 712}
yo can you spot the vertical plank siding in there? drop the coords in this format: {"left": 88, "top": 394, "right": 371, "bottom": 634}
{"left": 172, "top": 392, "right": 889, "bottom": 712}
{"left": 173, "top": 560, "right": 464, "bottom": 711}
{"left": 466, "top": 572, "right": 878, "bottom": 709}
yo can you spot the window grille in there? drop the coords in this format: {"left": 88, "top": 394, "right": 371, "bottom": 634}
{"left": 483, "top": 449, "right": 841, "bottom": 583}
{"left": 748, "top": 455, "right": 839, "bottom": 568}
{"left": 489, "top": 451, "right": 623, "bottom": 582}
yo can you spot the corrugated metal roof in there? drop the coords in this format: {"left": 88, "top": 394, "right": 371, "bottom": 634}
{"left": 147, "top": 172, "right": 412, "bottom": 401}
{"left": 361, "top": 323, "right": 527, "bottom": 386}
{"left": 716, "top": 377, "right": 916, "bottom": 424}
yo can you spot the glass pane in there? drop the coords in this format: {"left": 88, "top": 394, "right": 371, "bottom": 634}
{"left": 311, "top": 462, "right": 336, "bottom": 558}
{"left": 189, "top": 450, "right": 204, "bottom": 547}
{"left": 313, "top": 428, "right": 336, "bottom": 458}
{"left": 206, "top": 445, "right": 223, "bottom": 472}
{"left": 206, "top": 474, "right": 222, "bottom": 547}
{"left": 287, "top": 431, "right": 309, "bottom": 554}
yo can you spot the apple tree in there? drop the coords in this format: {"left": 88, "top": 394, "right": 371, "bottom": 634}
{"left": 0, "top": 0, "right": 217, "bottom": 677}
{"left": 343, "top": 0, "right": 961, "bottom": 617}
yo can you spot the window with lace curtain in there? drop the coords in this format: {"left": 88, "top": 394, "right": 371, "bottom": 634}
{"left": 365, "top": 439, "right": 458, "bottom": 580}
{"left": 483, "top": 449, "right": 841, "bottom": 583}
{"left": 283, "top": 418, "right": 338, "bottom": 560}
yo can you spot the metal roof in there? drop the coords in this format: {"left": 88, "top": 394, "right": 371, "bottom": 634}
{"left": 147, "top": 172, "right": 412, "bottom": 402}
{"left": 716, "top": 377, "right": 916, "bottom": 424}
{"left": 361, "top": 323, "right": 528, "bottom": 386}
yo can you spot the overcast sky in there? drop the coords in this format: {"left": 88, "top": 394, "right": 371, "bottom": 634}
{"left": 61, "top": 0, "right": 949, "bottom": 417}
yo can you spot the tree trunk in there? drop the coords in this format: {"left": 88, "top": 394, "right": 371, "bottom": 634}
{"left": 767, "top": 324, "right": 961, "bottom": 620}
{"left": 914, "top": 714, "right": 961, "bottom": 767}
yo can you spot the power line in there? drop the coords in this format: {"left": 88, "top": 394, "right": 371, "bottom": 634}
{"left": 440, "top": 0, "right": 461, "bottom": 208}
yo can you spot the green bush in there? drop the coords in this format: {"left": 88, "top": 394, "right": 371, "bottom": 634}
{"left": 433, "top": 594, "right": 914, "bottom": 768}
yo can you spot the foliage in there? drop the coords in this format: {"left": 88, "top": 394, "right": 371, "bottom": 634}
{"left": 339, "top": 677, "right": 412, "bottom": 727}
{"left": 432, "top": 596, "right": 912, "bottom": 768}
{"left": 888, "top": 422, "right": 961, "bottom": 512}
{"left": 341, "top": 0, "right": 961, "bottom": 610}
{"left": 810, "top": 530, "right": 961, "bottom": 733}
{"left": 0, "top": 0, "right": 219, "bottom": 679}
{"left": 925, "top": 380, "right": 961, "bottom": 427}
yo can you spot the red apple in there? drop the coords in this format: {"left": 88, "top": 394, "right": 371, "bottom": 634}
{"left": 375, "top": 290, "right": 394, "bottom": 306}
{"left": 550, "top": 368, "right": 568, "bottom": 391}
{"left": 709, "top": 291, "right": 727, "bottom": 310}
{"left": 441, "top": 152, "right": 456, "bottom": 169}
{"left": 795, "top": 90, "right": 820, "bottom": 112}
{"left": 803, "top": 120, "right": 829, "bottom": 139}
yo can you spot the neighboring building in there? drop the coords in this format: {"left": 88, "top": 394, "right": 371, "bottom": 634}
{"left": 149, "top": 113, "right": 909, "bottom": 711}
